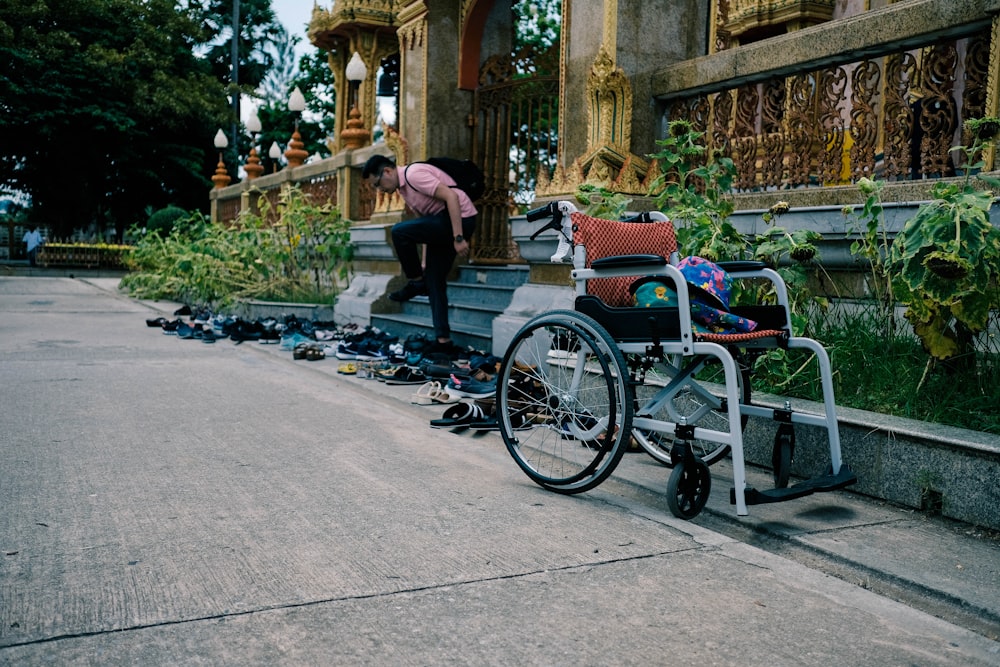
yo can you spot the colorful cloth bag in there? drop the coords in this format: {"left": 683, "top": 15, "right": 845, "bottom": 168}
{"left": 632, "top": 256, "right": 758, "bottom": 334}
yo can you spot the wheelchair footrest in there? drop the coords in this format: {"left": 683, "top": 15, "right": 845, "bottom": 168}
{"left": 731, "top": 465, "right": 857, "bottom": 506}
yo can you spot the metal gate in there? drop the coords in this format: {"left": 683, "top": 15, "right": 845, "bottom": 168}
{"left": 471, "top": 44, "right": 559, "bottom": 264}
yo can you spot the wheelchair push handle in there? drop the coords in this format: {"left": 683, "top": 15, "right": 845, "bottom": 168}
{"left": 526, "top": 201, "right": 576, "bottom": 263}
{"left": 526, "top": 201, "right": 557, "bottom": 223}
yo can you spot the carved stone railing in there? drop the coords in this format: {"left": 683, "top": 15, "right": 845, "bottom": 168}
{"left": 209, "top": 154, "right": 349, "bottom": 225}
{"left": 653, "top": 0, "right": 1000, "bottom": 202}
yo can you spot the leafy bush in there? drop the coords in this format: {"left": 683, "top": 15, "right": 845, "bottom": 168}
{"left": 146, "top": 206, "right": 189, "bottom": 236}
{"left": 120, "top": 186, "right": 352, "bottom": 307}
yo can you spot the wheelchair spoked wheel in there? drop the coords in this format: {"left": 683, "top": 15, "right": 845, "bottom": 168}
{"left": 496, "top": 310, "right": 633, "bottom": 494}
{"left": 631, "top": 352, "right": 751, "bottom": 468}
{"left": 666, "top": 458, "right": 712, "bottom": 520}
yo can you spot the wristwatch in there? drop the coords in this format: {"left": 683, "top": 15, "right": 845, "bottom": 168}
{"left": 454, "top": 234, "right": 465, "bottom": 243}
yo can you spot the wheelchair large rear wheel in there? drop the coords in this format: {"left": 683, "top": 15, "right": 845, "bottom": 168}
{"left": 496, "top": 311, "right": 633, "bottom": 494}
{"left": 630, "top": 351, "right": 751, "bottom": 468}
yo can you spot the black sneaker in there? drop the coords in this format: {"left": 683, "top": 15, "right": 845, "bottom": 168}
{"left": 389, "top": 279, "right": 428, "bottom": 302}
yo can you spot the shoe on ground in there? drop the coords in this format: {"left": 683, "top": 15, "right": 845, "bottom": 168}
{"left": 447, "top": 373, "right": 496, "bottom": 399}
{"left": 389, "top": 279, "right": 428, "bottom": 302}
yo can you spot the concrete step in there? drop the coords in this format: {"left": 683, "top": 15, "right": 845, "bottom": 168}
{"left": 453, "top": 264, "right": 530, "bottom": 287}
{"left": 369, "top": 264, "right": 529, "bottom": 352}
{"left": 370, "top": 312, "right": 492, "bottom": 351}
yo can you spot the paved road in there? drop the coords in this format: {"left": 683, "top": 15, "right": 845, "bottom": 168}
{"left": 1, "top": 277, "right": 998, "bottom": 666}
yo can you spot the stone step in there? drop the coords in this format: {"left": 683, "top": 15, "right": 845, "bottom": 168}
{"left": 381, "top": 295, "right": 503, "bottom": 335}
{"left": 369, "top": 264, "right": 529, "bottom": 353}
{"left": 370, "top": 312, "right": 492, "bottom": 352}
{"left": 453, "top": 264, "right": 530, "bottom": 287}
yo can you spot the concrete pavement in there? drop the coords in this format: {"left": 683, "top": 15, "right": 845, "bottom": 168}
{"left": 1, "top": 276, "right": 998, "bottom": 666}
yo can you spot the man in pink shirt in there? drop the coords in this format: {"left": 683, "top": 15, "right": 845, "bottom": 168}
{"left": 362, "top": 155, "right": 478, "bottom": 355}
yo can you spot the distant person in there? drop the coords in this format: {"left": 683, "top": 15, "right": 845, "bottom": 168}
{"left": 22, "top": 226, "right": 43, "bottom": 267}
{"left": 362, "top": 155, "right": 477, "bottom": 355}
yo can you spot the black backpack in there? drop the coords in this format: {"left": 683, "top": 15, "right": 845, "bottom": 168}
{"left": 406, "top": 157, "right": 486, "bottom": 202}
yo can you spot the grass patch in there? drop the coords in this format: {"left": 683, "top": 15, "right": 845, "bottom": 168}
{"left": 753, "top": 304, "right": 1000, "bottom": 435}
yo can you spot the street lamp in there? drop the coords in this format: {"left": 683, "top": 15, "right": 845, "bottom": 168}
{"left": 340, "top": 52, "right": 369, "bottom": 150}
{"left": 243, "top": 109, "right": 264, "bottom": 179}
{"left": 284, "top": 86, "right": 308, "bottom": 168}
{"left": 211, "top": 128, "right": 232, "bottom": 189}
{"left": 268, "top": 141, "right": 282, "bottom": 173}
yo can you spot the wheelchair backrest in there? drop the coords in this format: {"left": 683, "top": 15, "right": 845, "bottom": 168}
{"left": 570, "top": 212, "right": 678, "bottom": 308}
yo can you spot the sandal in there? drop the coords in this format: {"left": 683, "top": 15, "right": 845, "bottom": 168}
{"left": 411, "top": 381, "right": 441, "bottom": 405}
{"left": 337, "top": 362, "right": 357, "bottom": 375}
{"left": 429, "top": 402, "right": 486, "bottom": 430}
{"left": 430, "top": 389, "right": 461, "bottom": 404}
{"left": 383, "top": 366, "right": 430, "bottom": 385}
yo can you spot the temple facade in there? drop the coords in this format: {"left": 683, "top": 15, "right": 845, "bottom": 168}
{"left": 209, "top": 0, "right": 1000, "bottom": 345}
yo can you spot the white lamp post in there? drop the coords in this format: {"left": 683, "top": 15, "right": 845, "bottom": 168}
{"left": 284, "top": 86, "right": 308, "bottom": 168}
{"left": 211, "top": 129, "right": 231, "bottom": 188}
{"left": 341, "top": 52, "right": 369, "bottom": 150}
{"left": 268, "top": 141, "right": 282, "bottom": 173}
{"left": 243, "top": 109, "right": 264, "bottom": 179}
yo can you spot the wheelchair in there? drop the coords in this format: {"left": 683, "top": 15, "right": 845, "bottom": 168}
{"left": 495, "top": 201, "right": 856, "bottom": 519}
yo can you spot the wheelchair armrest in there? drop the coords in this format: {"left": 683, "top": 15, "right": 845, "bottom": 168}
{"left": 716, "top": 260, "right": 768, "bottom": 273}
{"left": 590, "top": 254, "right": 667, "bottom": 270}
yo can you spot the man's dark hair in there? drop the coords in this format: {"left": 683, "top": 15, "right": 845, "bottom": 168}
{"left": 362, "top": 154, "right": 396, "bottom": 178}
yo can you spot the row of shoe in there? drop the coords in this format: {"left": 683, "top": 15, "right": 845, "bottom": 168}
{"left": 145, "top": 308, "right": 504, "bottom": 395}
{"left": 147, "top": 317, "right": 227, "bottom": 343}
{"left": 293, "top": 342, "right": 327, "bottom": 361}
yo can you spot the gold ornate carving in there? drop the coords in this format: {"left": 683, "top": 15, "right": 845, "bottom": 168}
{"left": 760, "top": 78, "right": 785, "bottom": 188}
{"left": 919, "top": 41, "right": 958, "bottom": 177}
{"left": 724, "top": 0, "right": 835, "bottom": 43}
{"left": 984, "top": 18, "right": 1000, "bottom": 170}
{"left": 882, "top": 52, "right": 917, "bottom": 180}
{"left": 817, "top": 65, "right": 847, "bottom": 184}
{"left": 308, "top": 0, "right": 398, "bottom": 52}
{"left": 785, "top": 73, "right": 815, "bottom": 186}
{"left": 711, "top": 90, "right": 735, "bottom": 160}
{"left": 961, "top": 30, "right": 990, "bottom": 152}
{"left": 586, "top": 45, "right": 631, "bottom": 153}
{"left": 732, "top": 84, "right": 759, "bottom": 190}
{"left": 395, "top": 0, "right": 426, "bottom": 51}
{"left": 849, "top": 59, "right": 881, "bottom": 181}
{"left": 565, "top": 43, "right": 651, "bottom": 194}
{"left": 712, "top": 0, "right": 733, "bottom": 53}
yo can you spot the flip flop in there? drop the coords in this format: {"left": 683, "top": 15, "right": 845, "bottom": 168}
{"left": 429, "top": 402, "right": 485, "bottom": 430}
{"left": 411, "top": 381, "right": 441, "bottom": 405}
{"left": 337, "top": 362, "right": 357, "bottom": 375}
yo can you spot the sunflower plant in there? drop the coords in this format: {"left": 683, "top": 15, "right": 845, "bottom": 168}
{"left": 888, "top": 117, "right": 1000, "bottom": 360}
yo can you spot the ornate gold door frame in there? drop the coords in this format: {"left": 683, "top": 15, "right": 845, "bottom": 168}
{"left": 471, "top": 45, "right": 560, "bottom": 264}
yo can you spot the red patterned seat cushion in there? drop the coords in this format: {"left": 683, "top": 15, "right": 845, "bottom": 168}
{"left": 570, "top": 212, "right": 678, "bottom": 307}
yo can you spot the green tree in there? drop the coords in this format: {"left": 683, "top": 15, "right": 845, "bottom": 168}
{"left": 0, "top": 0, "right": 291, "bottom": 238}
{"left": 0, "top": 0, "right": 230, "bottom": 238}
{"left": 199, "top": 0, "right": 284, "bottom": 96}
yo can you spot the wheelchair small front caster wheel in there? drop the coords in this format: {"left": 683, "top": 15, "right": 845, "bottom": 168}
{"left": 772, "top": 424, "right": 795, "bottom": 489}
{"left": 666, "top": 458, "right": 711, "bottom": 520}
